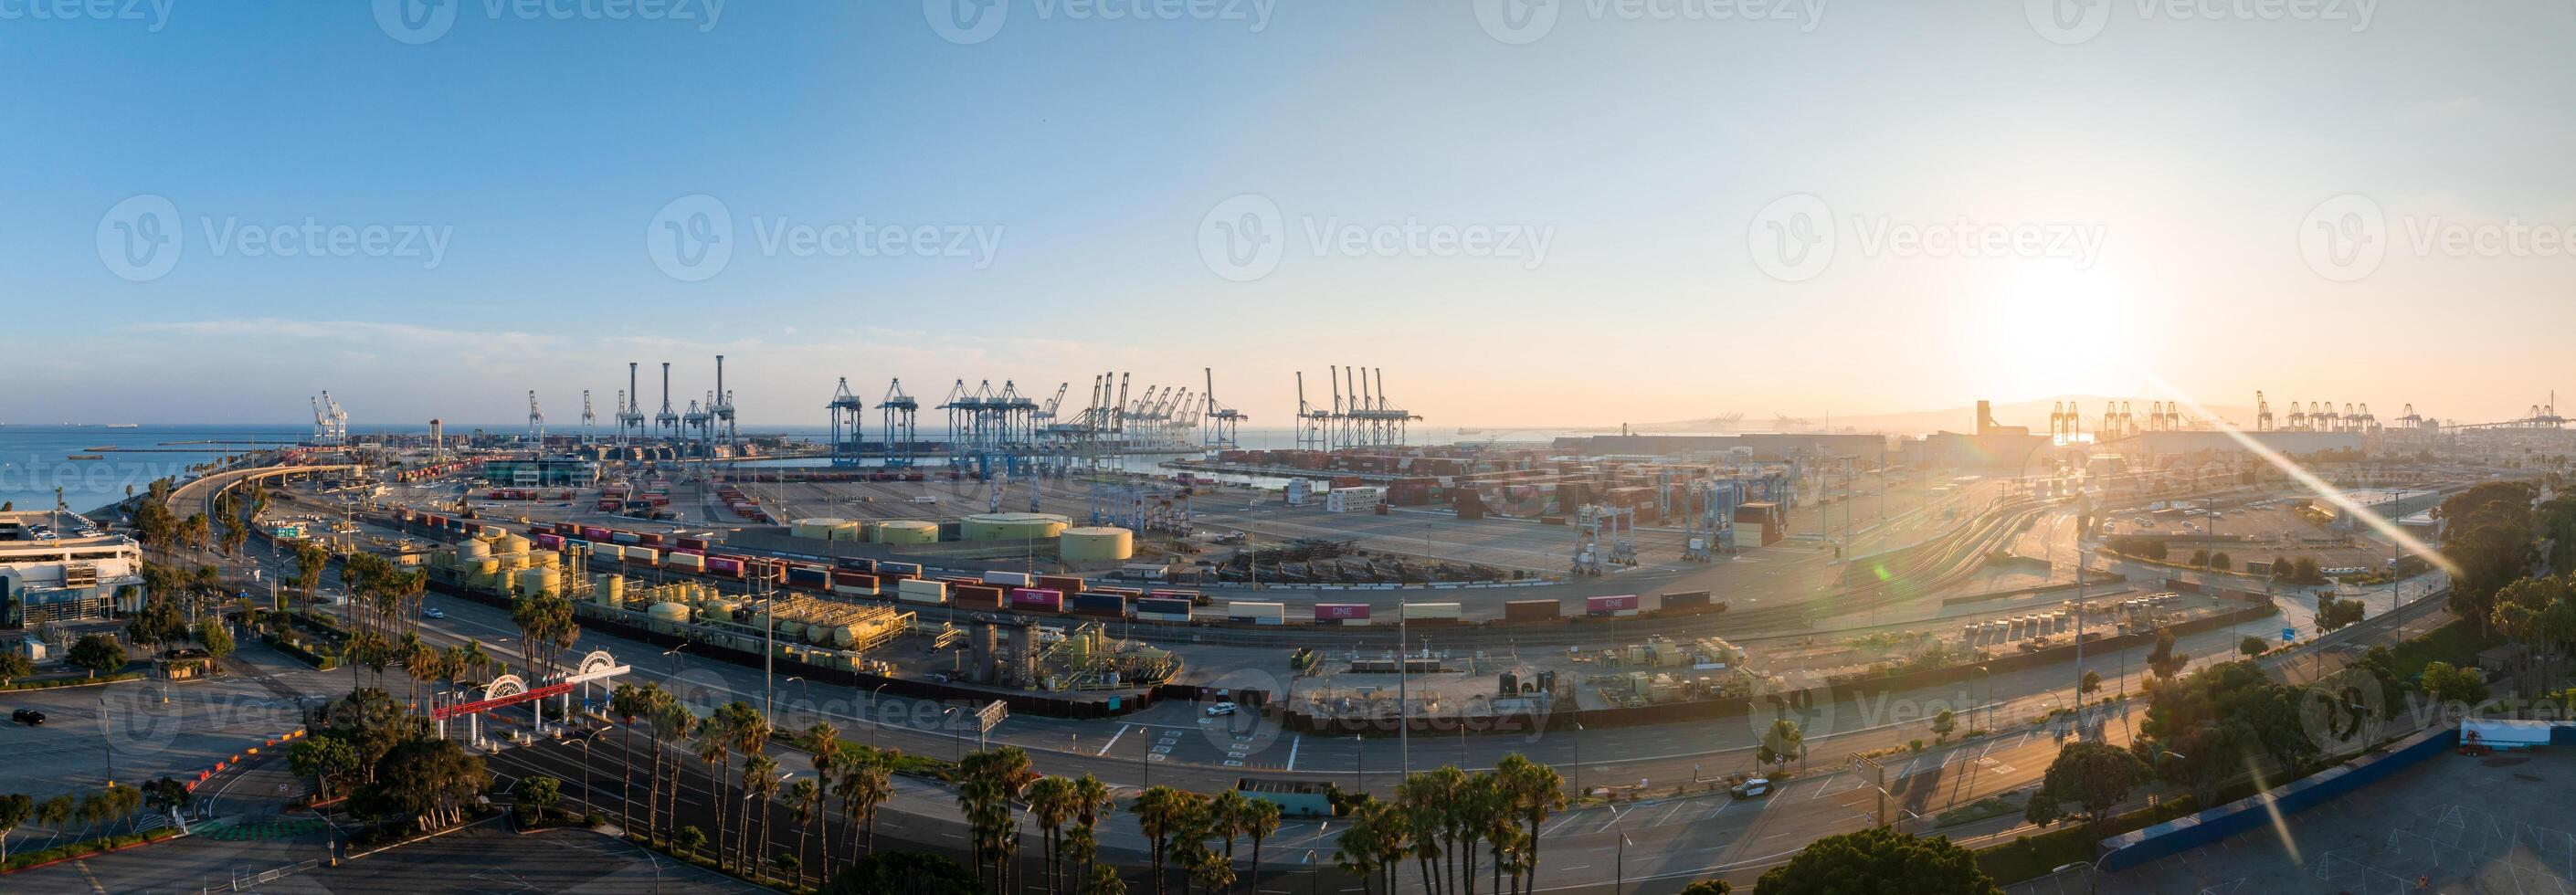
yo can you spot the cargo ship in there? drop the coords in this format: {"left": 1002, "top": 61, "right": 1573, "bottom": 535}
{"left": 105, "top": 423, "right": 140, "bottom": 428}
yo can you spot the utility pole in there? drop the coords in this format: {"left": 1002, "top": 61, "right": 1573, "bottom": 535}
{"left": 1397, "top": 600, "right": 1410, "bottom": 775}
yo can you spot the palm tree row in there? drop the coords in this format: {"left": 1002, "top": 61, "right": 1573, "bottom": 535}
{"left": 1335, "top": 754, "right": 1566, "bottom": 895}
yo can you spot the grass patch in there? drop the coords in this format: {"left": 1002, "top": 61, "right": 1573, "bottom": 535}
{"left": 2381, "top": 618, "right": 2500, "bottom": 683}
{"left": 1933, "top": 796, "right": 2020, "bottom": 829}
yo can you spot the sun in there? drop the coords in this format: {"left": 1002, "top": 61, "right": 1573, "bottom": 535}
{"left": 1959, "top": 263, "right": 2159, "bottom": 400}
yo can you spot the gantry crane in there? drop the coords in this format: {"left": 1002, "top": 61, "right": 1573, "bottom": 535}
{"left": 526, "top": 391, "right": 545, "bottom": 447}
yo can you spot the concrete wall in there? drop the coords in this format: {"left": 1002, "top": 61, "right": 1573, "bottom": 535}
{"left": 2096, "top": 725, "right": 2460, "bottom": 872}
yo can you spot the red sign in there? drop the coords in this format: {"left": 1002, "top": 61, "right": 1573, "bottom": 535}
{"left": 432, "top": 681, "right": 575, "bottom": 721}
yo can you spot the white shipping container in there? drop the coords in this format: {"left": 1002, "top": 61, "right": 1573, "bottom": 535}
{"left": 1326, "top": 487, "right": 1387, "bottom": 513}
{"left": 897, "top": 578, "right": 948, "bottom": 605}
{"left": 1223, "top": 601, "right": 1285, "bottom": 621}
{"left": 981, "top": 571, "right": 1033, "bottom": 588}
{"left": 1400, "top": 602, "right": 1462, "bottom": 620}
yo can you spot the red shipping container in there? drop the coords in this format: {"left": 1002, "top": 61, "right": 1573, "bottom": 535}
{"left": 1314, "top": 603, "right": 1372, "bottom": 620}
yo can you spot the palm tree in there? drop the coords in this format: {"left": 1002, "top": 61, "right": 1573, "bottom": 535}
{"left": 610, "top": 683, "right": 655, "bottom": 829}
{"left": 1072, "top": 773, "right": 1115, "bottom": 883}
{"left": 743, "top": 753, "right": 780, "bottom": 879}
{"left": 957, "top": 747, "right": 1038, "bottom": 893}
{"left": 720, "top": 702, "right": 772, "bottom": 873}
{"left": 1027, "top": 776, "right": 1080, "bottom": 895}
{"left": 1208, "top": 790, "right": 1252, "bottom": 890}
{"left": 1334, "top": 798, "right": 1398, "bottom": 895}
{"left": 834, "top": 752, "right": 893, "bottom": 859}
{"left": 787, "top": 777, "right": 820, "bottom": 888}
{"left": 1135, "top": 786, "right": 1188, "bottom": 895}
{"left": 649, "top": 694, "right": 694, "bottom": 847}
{"left": 804, "top": 721, "right": 841, "bottom": 878}
{"left": 693, "top": 718, "right": 734, "bottom": 870}
{"left": 1240, "top": 797, "right": 1280, "bottom": 895}
{"left": 1494, "top": 754, "right": 1564, "bottom": 893}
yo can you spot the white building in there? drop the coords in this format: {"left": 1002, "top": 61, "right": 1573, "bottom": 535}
{"left": 0, "top": 512, "right": 145, "bottom": 626}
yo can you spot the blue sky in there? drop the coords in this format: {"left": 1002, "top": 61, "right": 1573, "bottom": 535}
{"left": 7, "top": 1, "right": 2576, "bottom": 429}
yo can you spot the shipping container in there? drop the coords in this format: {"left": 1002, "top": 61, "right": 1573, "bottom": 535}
{"left": 1035, "top": 574, "right": 1085, "bottom": 595}
{"left": 830, "top": 572, "right": 881, "bottom": 597}
{"left": 1400, "top": 602, "right": 1462, "bottom": 621}
{"left": 981, "top": 571, "right": 1034, "bottom": 588}
{"left": 610, "top": 531, "right": 641, "bottom": 545}
{"left": 666, "top": 553, "right": 707, "bottom": 571}
{"left": 880, "top": 562, "right": 924, "bottom": 577}
{"left": 533, "top": 533, "right": 565, "bottom": 550}
{"left": 639, "top": 532, "right": 667, "bottom": 547}
{"left": 1586, "top": 594, "right": 1641, "bottom": 616}
{"left": 1224, "top": 601, "right": 1286, "bottom": 623}
{"left": 1503, "top": 599, "right": 1560, "bottom": 621}
{"left": 678, "top": 537, "right": 712, "bottom": 552}
{"left": 787, "top": 565, "right": 831, "bottom": 589}
{"left": 1008, "top": 588, "right": 1065, "bottom": 612}
{"left": 1070, "top": 593, "right": 1127, "bottom": 618}
{"left": 1136, "top": 597, "right": 1194, "bottom": 617}
{"left": 1314, "top": 603, "right": 1373, "bottom": 621}
{"left": 896, "top": 578, "right": 948, "bottom": 605}
{"left": 706, "top": 555, "right": 744, "bottom": 577}
{"left": 1658, "top": 590, "right": 1712, "bottom": 610}
{"left": 834, "top": 556, "right": 878, "bottom": 573}
{"left": 953, "top": 584, "right": 1005, "bottom": 609}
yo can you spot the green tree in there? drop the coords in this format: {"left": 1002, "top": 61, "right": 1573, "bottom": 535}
{"left": 2420, "top": 661, "right": 2490, "bottom": 708}
{"left": 288, "top": 734, "right": 362, "bottom": 800}
{"left": 68, "top": 634, "right": 126, "bottom": 678}
{"left": 0, "top": 793, "right": 30, "bottom": 860}
{"left": 195, "top": 618, "right": 235, "bottom": 659}
{"left": 2317, "top": 596, "right": 2366, "bottom": 635}
{"left": 2079, "top": 669, "right": 2102, "bottom": 698}
{"left": 520, "top": 775, "right": 562, "bottom": 812}
{"left": 2024, "top": 742, "right": 2147, "bottom": 830}
{"left": 2146, "top": 628, "right": 2189, "bottom": 679}
{"left": 675, "top": 825, "right": 708, "bottom": 860}
{"left": 1681, "top": 880, "right": 1734, "bottom": 895}
{"left": 1758, "top": 718, "right": 1804, "bottom": 771}
{"left": 0, "top": 652, "right": 31, "bottom": 686}
{"left": 2239, "top": 636, "right": 2267, "bottom": 658}
{"left": 821, "top": 851, "right": 978, "bottom": 895}
{"left": 1752, "top": 827, "right": 1999, "bottom": 895}
{"left": 350, "top": 737, "right": 489, "bottom": 832}
{"left": 1929, "top": 709, "right": 1957, "bottom": 742}
{"left": 2210, "top": 552, "right": 2232, "bottom": 572}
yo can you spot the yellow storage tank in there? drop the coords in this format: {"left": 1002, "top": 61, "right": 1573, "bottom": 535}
{"left": 517, "top": 567, "right": 559, "bottom": 596}
{"left": 962, "top": 512, "right": 1072, "bottom": 542}
{"left": 791, "top": 518, "right": 850, "bottom": 540}
{"left": 1060, "top": 526, "right": 1135, "bottom": 563}
{"left": 457, "top": 540, "right": 492, "bottom": 560}
{"left": 592, "top": 574, "right": 626, "bottom": 607}
{"left": 648, "top": 601, "right": 692, "bottom": 623}
{"left": 878, "top": 520, "right": 940, "bottom": 544}
{"left": 828, "top": 520, "right": 865, "bottom": 541}
{"left": 499, "top": 534, "right": 533, "bottom": 554}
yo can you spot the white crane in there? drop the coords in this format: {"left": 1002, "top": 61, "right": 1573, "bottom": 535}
{"left": 526, "top": 390, "right": 545, "bottom": 447}
{"left": 580, "top": 390, "right": 597, "bottom": 445}
{"left": 320, "top": 391, "right": 348, "bottom": 445}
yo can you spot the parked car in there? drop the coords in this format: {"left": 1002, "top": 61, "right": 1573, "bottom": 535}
{"left": 1205, "top": 701, "right": 1239, "bottom": 717}
{"left": 11, "top": 709, "right": 45, "bottom": 726}
{"left": 422, "top": 607, "right": 447, "bottom": 619}
{"left": 1730, "top": 778, "right": 1770, "bottom": 799}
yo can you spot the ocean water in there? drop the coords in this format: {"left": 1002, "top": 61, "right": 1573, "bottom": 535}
{"left": 0, "top": 425, "right": 306, "bottom": 515}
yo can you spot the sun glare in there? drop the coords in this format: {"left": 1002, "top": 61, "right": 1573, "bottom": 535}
{"left": 1964, "top": 263, "right": 2156, "bottom": 400}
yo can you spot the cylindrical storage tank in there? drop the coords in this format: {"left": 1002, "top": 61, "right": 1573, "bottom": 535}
{"left": 776, "top": 620, "right": 808, "bottom": 640}
{"left": 472, "top": 558, "right": 501, "bottom": 576}
{"left": 457, "top": 540, "right": 492, "bottom": 560}
{"left": 500, "top": 534, "right": 533, "bottom": 554}
{"left": 825, "top": 625, "right": 858, "bottom": 648}
{"left": 532, "top": 552, "right": 561, "bottom": 568}
{"left": 518, "top": 567, "right": 559, "bottom": 596}
{"left": 878, "top": 521, "right": 940, "bottom": 544}
{"left": 828, "top": 520, "right": 864, "bottom": 541}
{"left": 648, "top": 601, "right": 691, "bottom": 623}
{"left": 791, "top": 518, "right": 850, "bottom": 540}
{"left": 593, "top": 574, "right": 626, "bottom": 606}
{"left": 961, "top": 513, "right": 1072, "bottom": 542}
{"left": 1059, "top": 526, "right": 1135, "bottom": 563}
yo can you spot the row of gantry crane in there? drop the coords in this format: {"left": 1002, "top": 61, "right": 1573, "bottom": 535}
{"left": 824, "top": 367, "right": 1251, "bottom": 474}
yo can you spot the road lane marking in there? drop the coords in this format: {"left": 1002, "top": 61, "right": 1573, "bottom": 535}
{"left": 1097, "top": 724, "right": 1128, "bottom": 756}
{"left": 1285, "top": 734, "right": 1301, "bottom": 771}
